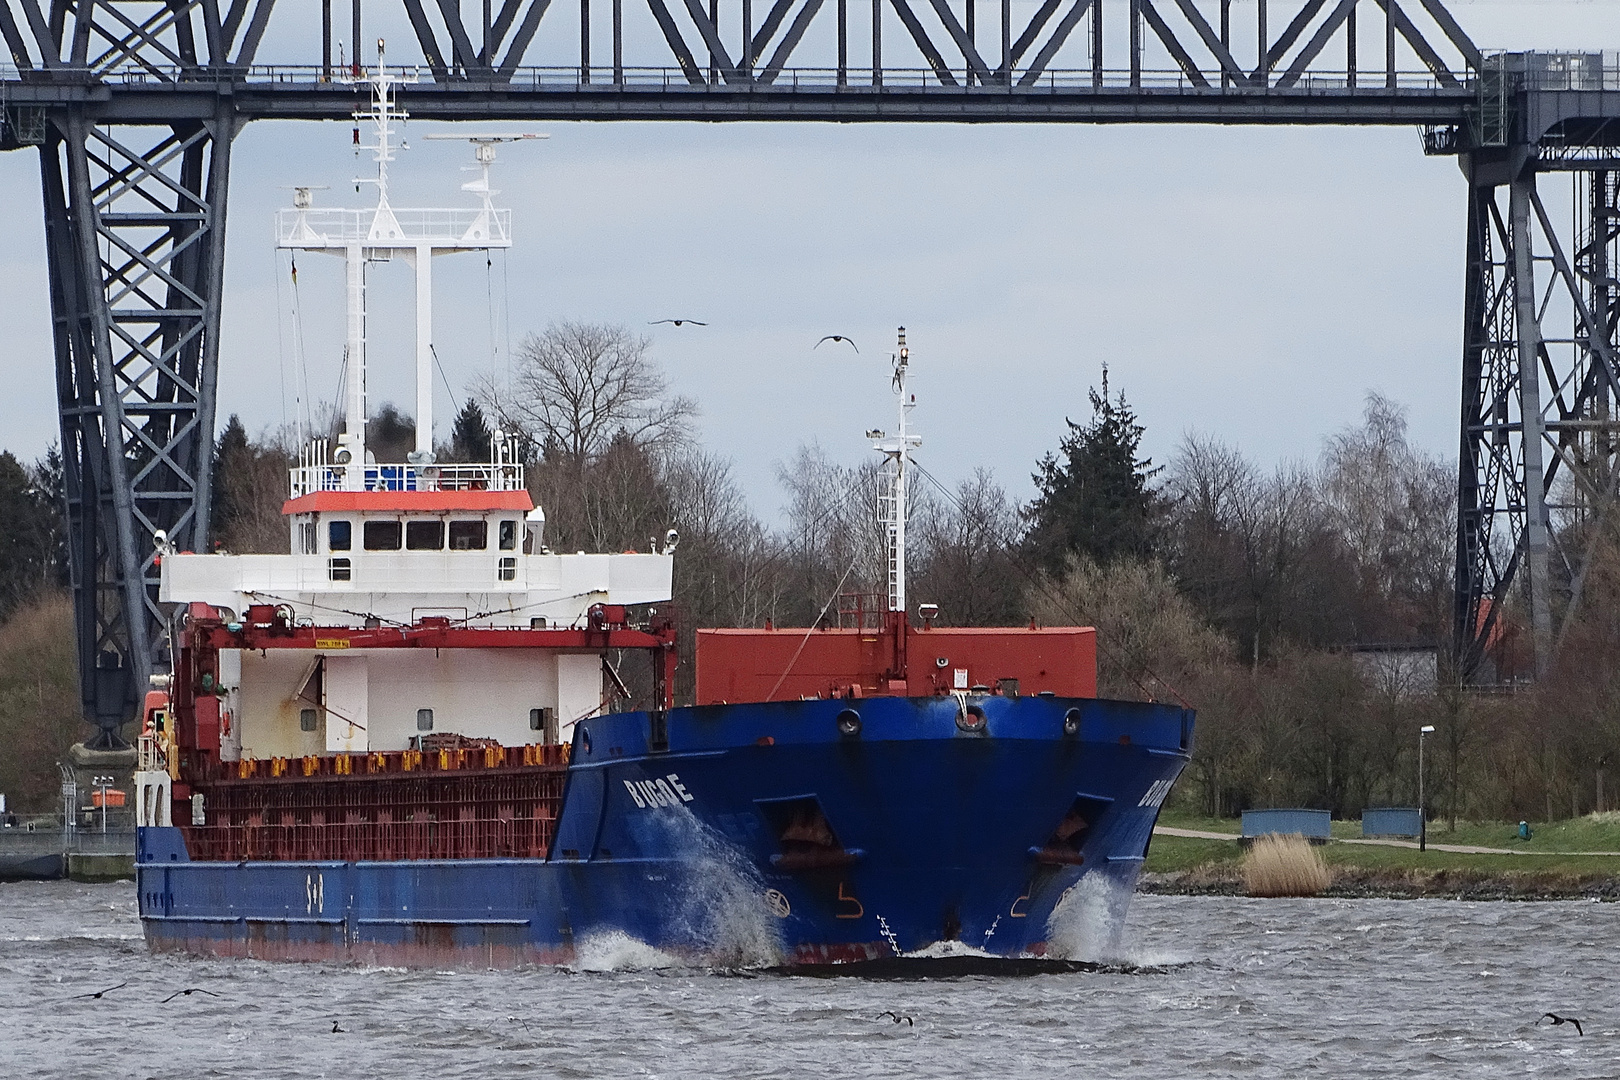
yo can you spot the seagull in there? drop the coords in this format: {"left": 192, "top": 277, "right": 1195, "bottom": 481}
{"left": 72, "top": 982, "right": 127, "bottom": 1000}
{"left": 815, "top": 335, "right": 858, "bottom": 352}
{"left": 160, "top": 988, "right": 220, "bottom": 1004}
{"left": 331, "top": 1021, "right": 347, "bottom": 1033}
{"left": 1541, "top": 1013, "right": 1584, "bottom": 1035}
{"left": 649, "top": 319, "right": 707, "bottom": 327}
{"left": 876, "top": 1011, "right": 914, "bottom": 1026}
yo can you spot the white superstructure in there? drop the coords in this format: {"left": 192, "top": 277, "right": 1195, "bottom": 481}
{"left": 154, "top": 56, "right": 673, "bottom": 772}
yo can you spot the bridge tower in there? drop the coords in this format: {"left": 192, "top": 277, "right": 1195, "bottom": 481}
{"left": 1448, "top": 56, "right": 1620, "bottom": 682}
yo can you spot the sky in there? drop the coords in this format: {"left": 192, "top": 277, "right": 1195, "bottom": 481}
{"left": 1, "top": 1, "right": 1616, "bottom": 522}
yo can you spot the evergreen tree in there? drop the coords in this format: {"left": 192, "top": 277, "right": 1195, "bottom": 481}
{"left": 1024, "top": 366, "right": 1160, "bottom": 574}
{"left": 28, "top": 446, "right": 67, "bottom": 591}
{"left": 0, "top": 450, "right": 67, "bottom": 621}
{"left": 366, "top": 403, "right": 415, "bottom": 463}
{"left": 449, "top": 398, "right": 492, "bottom": 462}
{"left": 210, "top": 414, "right": 251, "bottom": 546}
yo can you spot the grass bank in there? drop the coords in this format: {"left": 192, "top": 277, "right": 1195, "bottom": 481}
{"left": 1142, "top": 813, "right": 1620, "bottom": 900}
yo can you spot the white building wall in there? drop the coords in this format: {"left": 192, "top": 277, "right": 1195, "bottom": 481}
{"left": 556, "top": 653, "right": 604, "bottom": 734}
{"left": 353, "top": 649, "right": 565, "bottom": 750}
{"left": 324, "top": 655, "right": 369, "bottom": 753}
{"left": 160, "top": 550, "right": 671, "bottom": 628}
{"left": 231, "top": 647, "right": 595, "bottom": 757}
{"left": 236, "top": 650, "right": 326, "bottom": 760}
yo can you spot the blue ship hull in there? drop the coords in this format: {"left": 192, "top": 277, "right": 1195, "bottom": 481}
{"left": 137, "top": 695, "right": 1192, "bottom": 966}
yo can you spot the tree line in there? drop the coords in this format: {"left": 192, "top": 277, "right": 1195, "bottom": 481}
{"left": 2, "top": 319, "right": 1615, "bottom": 823}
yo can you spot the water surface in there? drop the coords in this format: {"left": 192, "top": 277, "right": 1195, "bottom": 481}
{"left": 0, "top": 881, "right": 1611, "bottom": 1078}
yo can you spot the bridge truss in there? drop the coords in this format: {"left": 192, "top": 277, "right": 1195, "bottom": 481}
{"left": 0, "top": 0, "right": 1618, "bottom": 739}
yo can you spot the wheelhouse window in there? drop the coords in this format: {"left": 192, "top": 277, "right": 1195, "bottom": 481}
{"left": 363, "top": 520, "right": 403, "bottom": 550}
{"left": 299, "top": 708, "right": 319, "bottom": 732}
{"left": 448, "top": 520, "right": 487, "bottom": 550}
{"left": 328, "top": 557, "right": 351, "bottom": 581}
{"left": 498, "top": 557, "right": 516, "bottom": 581}
{"left": 416, "top": 708, "right": 434, "bottom": 732}
{"left": 499, "top": 519, "right": 518, "bottom": 550}
{"left": 329, "top": 520, "right": 351, "bottom": 551}
{"left": 405, "top": 520, "right": 444, "bottom": 551}
{"left": 300, "top": 520, "right": 318, "bottom": 555}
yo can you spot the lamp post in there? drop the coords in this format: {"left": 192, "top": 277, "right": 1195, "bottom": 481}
{"left": 92, "top": 775, "right": 114, "bottom": 835}
{"left": 1419, "top": 725, "right": 1436, "bottom": 852}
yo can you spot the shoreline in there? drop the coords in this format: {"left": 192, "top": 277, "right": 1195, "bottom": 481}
{"left": 1138, "top": 866, "right": 1620, "bottom": 901}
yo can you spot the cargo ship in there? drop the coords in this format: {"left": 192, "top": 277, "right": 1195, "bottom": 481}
{"left": 133, "top": 61, "right": 1194, "bottom": 967}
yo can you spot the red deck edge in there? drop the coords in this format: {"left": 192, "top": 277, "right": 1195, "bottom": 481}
{"left": 282, "top": 490, "right": 534, "bottom": 515}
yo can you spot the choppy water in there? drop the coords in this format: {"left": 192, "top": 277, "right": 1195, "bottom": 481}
{"left": 1, "top": 881, "right": 1615, "bottom": 1078}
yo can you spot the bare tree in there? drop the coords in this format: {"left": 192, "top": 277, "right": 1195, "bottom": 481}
{"left": 1318, "top": 392, "right": 1455, "bottom": 640}
{"left": 211, "top": 416, "right": 296, "bottom": 554}
{"left": 1164, "top": 434, "right": 1337, "bottom": 662}
{"left": 776, "top": 443, "right": 894, "bottom": 625}
{"left": 0, "top": 592, "right": 84, "bottom": 811}
{"left": 912, "top": 468, "right": 1025, "bottom": 626}
{"left": 1027, "top": 554, "right": 1229, "bottom": 702}
{"left": 483, "top": 321, "right": 696, "bottom": 465}
{"left": 663, "top": 451, "right": 788, "bottom": 698}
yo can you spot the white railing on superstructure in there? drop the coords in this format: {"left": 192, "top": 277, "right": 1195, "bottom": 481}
{"left": 275, "top": 207, "right": 513, "bottom": 249}
{"left": 290, "top": 438, "right": 526, "bottom": 497}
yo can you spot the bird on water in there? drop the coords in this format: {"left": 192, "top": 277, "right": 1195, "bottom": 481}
{"left": 1540, "top": 1013, "right": 1584, "bottom": 1035}
{"left": 816, "top": 335, "right": 859, "bottom": 352}
{"left": 649, "top": 319, "right": 707, "bottom": 327}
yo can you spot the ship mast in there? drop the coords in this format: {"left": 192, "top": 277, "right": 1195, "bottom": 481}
{"left": 278, "top": 44, "right": 535, "bottom": 485}
{"left": 871, "top": 327, "right": 921, "bottom": 617}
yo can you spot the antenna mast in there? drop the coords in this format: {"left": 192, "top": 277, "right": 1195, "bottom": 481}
{"left": 278, "top": 52, "right": 536, "bottom": 482}
{"left": 871, "top": 327, "right": 921, "bottom": 617}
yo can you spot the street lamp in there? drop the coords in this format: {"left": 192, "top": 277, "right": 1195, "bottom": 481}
{"left": 92, "top": 775, "right": 114, "bottom": 835}
{"left": 1419, "top": 726, "right": 1436, "bottom": 852}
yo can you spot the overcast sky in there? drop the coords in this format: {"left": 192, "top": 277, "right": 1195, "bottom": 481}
{"left": 1, "top": 1, "right": 1615, "bottom": 520}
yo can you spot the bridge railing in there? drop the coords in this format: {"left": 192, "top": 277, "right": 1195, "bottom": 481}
{"left": 1489, "top": 50, "right": 1620, "bottom": 92}
{"left": 2, "top": 62, "right": 1477, "bottom": 94}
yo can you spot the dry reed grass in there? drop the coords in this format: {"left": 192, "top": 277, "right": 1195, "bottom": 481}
{"left": 1242, "top": 833, "right": 1332, "bottom": 897}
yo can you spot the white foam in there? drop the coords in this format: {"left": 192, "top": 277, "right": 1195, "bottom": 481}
{"left": 903, "top": 940, "right": 998, "bottom": 960}
{"left": 592, "top": 805, "right": 784, "bottom": 970}
{"left": 569, "top": 931, "right": 682, "bottom": 972}
{"left": 656, "top": 806, "right": 784, "bottom": 968}
{"left": 1044, "top": 872, "right": 1135, "bottom": 963}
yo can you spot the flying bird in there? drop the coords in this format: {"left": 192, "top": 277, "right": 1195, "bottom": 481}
{"left": 1541, "top": 1013, "right": 1584, "bottom": 1035}
{"left": 816, "top": 335, "right": 859, "bottom": 352}
{"left": 72, "top": 982, "right": 127, "bottom": 1000}
{"left": 649, "top": 319, "right": 707, "bottom": 327}
{"left": 160, "top": 988, "right": 220, "bottom": 1004}
{"left": 876, "top": 1011, "right": 914, "bottom": 1026}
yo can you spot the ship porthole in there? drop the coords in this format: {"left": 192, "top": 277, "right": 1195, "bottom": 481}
{"left": 957, "top": 705, "right": 987, "bottom": 733}
{"left": 1063, "top": 708, "right": 1082, "bottom": 737}
{"left": 835, "top": 709, "right": 862, "bottom": 737}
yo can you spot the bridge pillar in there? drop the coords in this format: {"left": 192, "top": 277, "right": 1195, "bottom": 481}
{"left": 37, "top": 109, "right": 236, "bottom": 746}
{"left": 1455, "top": 132, "right": 1620, "bottom": 684}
